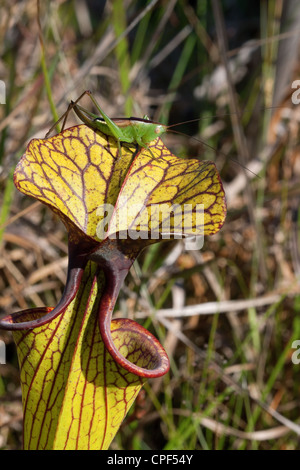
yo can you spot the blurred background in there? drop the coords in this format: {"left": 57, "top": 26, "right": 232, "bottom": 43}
{"left": 1, "top": 0, "right": 300, "bottom": 450}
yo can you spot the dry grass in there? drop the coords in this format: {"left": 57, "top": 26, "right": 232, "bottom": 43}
{"left": 1, "top": 0, "right": 300, "bottom": 450}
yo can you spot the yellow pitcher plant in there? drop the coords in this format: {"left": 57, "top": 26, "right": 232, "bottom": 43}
{"left": 0, "top": 123, "right": 226, "bottom": 449}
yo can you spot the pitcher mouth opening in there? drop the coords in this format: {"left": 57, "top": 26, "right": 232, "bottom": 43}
{"left": 106, "top": 318, "right": 170, "bottom": 378}
{"left": 0, "top": 307, "right": 54, "bottom": 330}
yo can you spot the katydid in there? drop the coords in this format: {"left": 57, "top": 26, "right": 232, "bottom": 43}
{"left": 75, "top": 92, "right": 167, "bottom": 147}
{"left": 47, "top": 90, "right": 167, "bottom": 159}
{"left": 46, "top": 90, "right": 258, "bottom": 176}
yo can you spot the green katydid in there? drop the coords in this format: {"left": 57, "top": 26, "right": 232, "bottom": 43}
{"left": 46, "top": 90, "right": 167, "bottom": 159}
{"left": 46, "top": 90, "right": 258, "bottom": 175}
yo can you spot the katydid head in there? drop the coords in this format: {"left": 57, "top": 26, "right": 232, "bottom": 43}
{"left": 127, "top": 120, "right": 167, "bottom": 146}
{"left": 155, "top": 124, "right": 167, "bottom": 136}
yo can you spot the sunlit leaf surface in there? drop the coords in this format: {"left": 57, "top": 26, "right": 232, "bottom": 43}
{"left": 14, "top": 125, "right": 226, "bottom": 242}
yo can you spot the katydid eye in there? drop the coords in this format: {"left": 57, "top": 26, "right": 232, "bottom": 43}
{"left": 155, "top": 125, "right": 164, "bottom": 134}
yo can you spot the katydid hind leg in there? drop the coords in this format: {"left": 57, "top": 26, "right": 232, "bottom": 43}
{"left": 45, "top": 102, "right": 73, "bottom": 138}
{"left": 45, "top": 90, "right": 91, "bottom": 138}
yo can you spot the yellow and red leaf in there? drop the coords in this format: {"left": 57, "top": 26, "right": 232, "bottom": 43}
{"left": 0, "top": 124, "right": 226, "bottom": 449}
